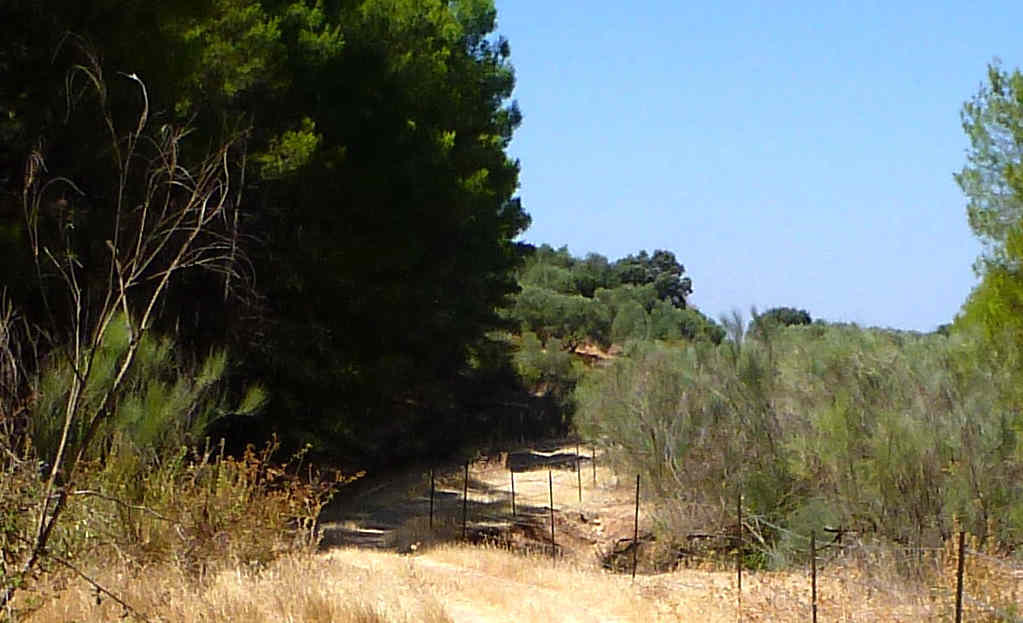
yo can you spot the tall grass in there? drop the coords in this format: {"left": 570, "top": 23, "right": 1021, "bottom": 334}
{"left": 576, "top": 322, "right": 1023, "bottom": 564}
{"left": 2, "top": 324, "right": 341, "bottom": 621}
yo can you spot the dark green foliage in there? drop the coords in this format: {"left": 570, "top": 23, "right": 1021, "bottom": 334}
{"left": 612, "top": 249, "right": 692, "bottom": 308}
{"left": 513, "top": 332, "right": 580, "bottom": 403}
{"left": 231, "top": 0, "right": 530, "bottom": 452}
{"left": 1, "top": 0, "right": 531, "bottom": 460}
{"left": 513, "top": 286, "right": 611, "bottom": 350}
{"left": 508, "top": 245, "right": 716, "bottom": 350}
{"left": 757, "top": 307, "right": 812, "bottom": 327}
{"left": 749, "top": 307, "right": 812, "bottom": 338}
{"left": 515, "top": 245, "right": 694, "bottom": 307}
{"left": 595, "top": 283, "right": 659, "bottom": 314}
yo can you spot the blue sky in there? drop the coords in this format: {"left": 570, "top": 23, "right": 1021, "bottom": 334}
{"left": 493, "top": 1, "right": 1023, "bottom": 331}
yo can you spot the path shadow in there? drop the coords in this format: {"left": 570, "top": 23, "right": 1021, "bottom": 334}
{"left": 318, "top": 463, "right": 568, "bottom": 551}
{"left": 506, "top": 450, "right": 591, "bottom": 473}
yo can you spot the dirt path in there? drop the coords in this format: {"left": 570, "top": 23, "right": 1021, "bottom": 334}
{"left": 318, "top": 444, "right": 637, "bottom": 562}
{"left": 411, "top": 556, "right": 630, "bottom": 623}
{"left": 315, "top": 444, "right": 939, "bottom": 623}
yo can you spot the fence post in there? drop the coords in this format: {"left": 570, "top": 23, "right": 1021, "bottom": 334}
{"left": 461, "top": 461, "right": 469, "bottom": 541}
{"left": 955, "top": 530, "right": 966, "bottom": 623}
{"left": 736, "top": 492, "right": 742, "bottom": 623}
{"left": 592, "top": 444, "right": 597, "bottom": 487}
{"left": 811, "top": 530, "right": 817, "bottom": 623}
{"left": 510, "top": 467, "right": 516, "bottom": 517}
{"left": 429, "top": 467, "right": 435, "bottom": 531}
{"left": 633, "top": 473, "right": 640, "bottom": 581}
{"left": 549, "top": 470, "right": 556, "bottom": 561}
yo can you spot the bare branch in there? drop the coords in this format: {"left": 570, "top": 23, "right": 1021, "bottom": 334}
{"left": 2, "top": 45, "right": 249, "bottom": 611}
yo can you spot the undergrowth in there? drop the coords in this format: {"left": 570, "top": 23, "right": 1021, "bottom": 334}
{"left": 1, "top": 323, "right": 351, "bottom": 621}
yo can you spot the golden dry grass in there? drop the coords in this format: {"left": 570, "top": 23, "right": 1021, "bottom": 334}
{"left": 22, "top": 542, "right": 985, "bottom": 623}
{"left": 24, "top": 545, "right": 661, "bottom": 623}
{"left": 23, "top": 549, "right": 454, "bottom": 623}
{"left": 19, "top": 450, "right": 1023, "bottom": 622}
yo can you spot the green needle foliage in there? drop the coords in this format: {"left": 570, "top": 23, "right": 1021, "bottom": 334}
{"left": 957, "top": 61, "right": 1023, "bottom": 405}
{"left": 1, "top": 0, "right": 532, "bottom": 459}
{"left": 30, "top": 313, "right": 266, "bottom": 472}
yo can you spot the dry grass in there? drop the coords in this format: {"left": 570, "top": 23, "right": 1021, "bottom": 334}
{"left": 23, "top": 550, "right": 454, "bottom": 623}
{"left": 23, "top": 545, "right": 658, "bottom": 623}
{"left": 25, "top": 541, "right": 1005, "bottom": 623}
{"left": 423, "top": 543, "right": 659, "bottom": 621}
{"left": 17, "top": 449, "right": 1023, "bottom": 623}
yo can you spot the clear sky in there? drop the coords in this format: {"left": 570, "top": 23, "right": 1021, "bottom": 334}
{"left": 492, "top": 1, "right": 1023, "bottom": 331}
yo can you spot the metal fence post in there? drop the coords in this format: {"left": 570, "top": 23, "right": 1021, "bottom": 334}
{"left": 633, "top": 474, "right": 640, "bottom": 581}
{"left": 811, "top": 530, "right": 817, "bottom": 623}
{"left": 510, "top": 467, "right": 516, "bottom": 517}
{"left": 737, "top": 493, "right": 743, "bottom": 622}
{"left": 461, "top": 461, "right": 469, "bottom": 541}
{"left": 955, "top": 530, "right": 966, "bottom": 623}
{"left": 576, "top": 442, "right": 583, "bottom": 504}
{"left": 549, "top": 470, "right": 556, "bottom": 561}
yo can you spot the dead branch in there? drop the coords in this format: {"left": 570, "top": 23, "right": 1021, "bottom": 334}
{"left": 1, "top": 46, "right": 248, "bottom": 612}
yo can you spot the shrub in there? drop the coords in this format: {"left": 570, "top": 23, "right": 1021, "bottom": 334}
{"left": 576, "top": 321, "right": 1023, "bottom": 564}
{"left": 513, "top": 333, "right": 581, "bottom": 403}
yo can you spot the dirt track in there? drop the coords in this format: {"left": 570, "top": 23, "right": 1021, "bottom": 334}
{"left": 315, "top": 444, "right": 939, "bottom": 623}
{"left": 318, "top": 444, "right": 637, "bottom": 561}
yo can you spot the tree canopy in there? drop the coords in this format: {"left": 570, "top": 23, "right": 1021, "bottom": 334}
{"left": 955, "top": 61, "right": 1023, "bottom": 262}
{"left": 509, "top": 245, "right": 721, "bottom": 348}
{"left": 955, "top": 61, "right": 1023, "bottom": 394}
{"left": 0, "top": 0, "right": 529, "bottom": 459}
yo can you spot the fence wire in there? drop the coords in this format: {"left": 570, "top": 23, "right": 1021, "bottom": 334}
{"left": 423, "top": 459, "right": 1023, "bottom": 621}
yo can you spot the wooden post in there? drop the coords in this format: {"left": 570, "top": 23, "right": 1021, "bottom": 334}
{"left": 429, "top": 468, "right": 435, "bottom": 531}
{"left": 955, "top": 530, "right": 966, "bottom": 623}
{"left": 811, "top": 530, "right": 817, "bottom": 623}
{"left": 461, "top": 461, "right": 469, "bottom": 541}
{"left": 632, "top": 473, "right": 640, "bottom": 581}
{"left": 510, "top": 467, "right": 516, "bottom": 517}
{"left": 549, "top": 470, "right": 556, "bottom": 561}
{"left": 592, "top": 444, "right": 597, "bottom": 487}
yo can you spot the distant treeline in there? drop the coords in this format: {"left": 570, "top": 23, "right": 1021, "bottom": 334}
{"left": 509, "top": 245, "right": 726, "bottom": 348}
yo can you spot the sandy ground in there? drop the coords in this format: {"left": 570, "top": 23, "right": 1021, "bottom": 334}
{"left": 21, "top": 443, "right": 996, "bottom": 621}
{"left": 319, "top": 444, "right": 636, "bottom": 559}
{"left": 313, "top": 445, "right": 944, "bottom": 622}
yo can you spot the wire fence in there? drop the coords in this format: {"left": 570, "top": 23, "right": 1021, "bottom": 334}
{"left": 416, "top": 451, "right": 1023, "bottom": 622}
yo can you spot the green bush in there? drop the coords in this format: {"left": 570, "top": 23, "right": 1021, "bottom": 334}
{"left": 513, "top": 333, "right": 581, "bottom": 403}
{"left": 576, "top": 321, "right": 1023, "bottom": 560}
{"left": 30, "top": 315, "right": 265, "bottom": 470}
